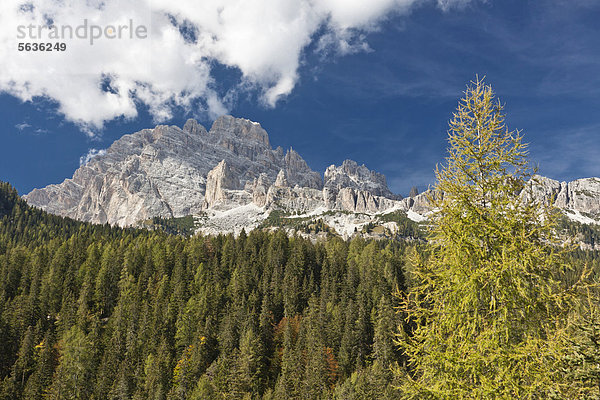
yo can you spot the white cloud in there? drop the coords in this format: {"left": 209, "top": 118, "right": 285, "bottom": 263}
{"left": 437, "top": 0, "right": 478, "bottom": 11}
{"left": 0, "top": 0, "right": 472, "bottom": 133}
{"left": 15, "top": 122, "right": 31, "bottom": 130}
{"left": 79, "top": 148, "right": 106, "bottom": 166}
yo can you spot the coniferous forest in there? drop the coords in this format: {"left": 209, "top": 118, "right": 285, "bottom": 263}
{"left": 0, "top": 181, "right": 409, "bottom": 399}
{"left": 2, "top": 80, "right": 600, "bottom": 399}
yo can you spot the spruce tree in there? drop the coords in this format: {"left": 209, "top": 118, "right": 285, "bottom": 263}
{"left": 397, "top": 78, "right": 581, "bottom": 399}
{"left": 22, "top": 331, "right": 57, "bottom": 400}
{"left": 47, "top": 326, "right": 94, "bottom": 400}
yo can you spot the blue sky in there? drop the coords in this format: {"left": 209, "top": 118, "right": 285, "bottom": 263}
{"left": 1, "top": 0, "right": 599, "bottom": 196}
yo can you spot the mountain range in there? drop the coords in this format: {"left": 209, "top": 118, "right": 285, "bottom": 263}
{"left": 23, "top": 116, "right": 600, "bottom": 239}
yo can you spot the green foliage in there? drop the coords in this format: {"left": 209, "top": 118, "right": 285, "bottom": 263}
{"left": 564, "top": 297, "right": 600, "bottom": 399}
{"left": 259, "top": 210, "right": 292, "bottom": 228}
{"left": 333, "top": 362, "right": 401, "bottom": 400}
{"left": 559, "top": 216, "right": 600, "bottom": 248}
{"left": 47, "top": 326, "right": 94, "bottom": 400}
{"left": 259, "top": 210, "right": 335, "bottom": 235}
{"left": 0, "top": 181, "right": 407, "bottom": 399}
{"left": 144, "top": 215, "right": 199, "bottom": 236}
{"left": 0, "top": 182, "right": 20, "bottom": 218}
{"left": 397, "top": 78, "right": 583, "bottom": 398}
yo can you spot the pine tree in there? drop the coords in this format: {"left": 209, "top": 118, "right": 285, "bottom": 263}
{"left": 302, "top": 296, "right": 331, "bottom": 399}
{"left": 22, "top": 331, "right": 57, "bottom": 400}
{"left": 189, "top": 375, "right": 216, "bottom": 400}
{"left": 273, "top": 316, "right": 303, "bottom": 399}
{"left": 231, "top": 325, "right": 263, "bottom": 397}
{"left": 10, "top": 326, "right": 36, "bottom": 392}
{"left": 47, "top": 326, "right": 94, "bottom": 400}
{"left": 338, "top": 300, "right": 359, "bottom": 378}
{"left": 397, "top": 78, "right": 581, "bottom": 399}
{"left": 373, "top": 295, "right": 397, "bottom": 368}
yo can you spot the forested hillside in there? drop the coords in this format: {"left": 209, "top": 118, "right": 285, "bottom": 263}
{"left": 2, "top": 178, "right": 600, "bottom": 399}
{"left": 0, "top": 181, "right": 408, "bottom": 399}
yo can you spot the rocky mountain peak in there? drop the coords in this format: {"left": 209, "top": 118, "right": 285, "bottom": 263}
{"left": 324, "top": 159, "right": 399, "bottom": 200}
{"left": 209, "top": 115, "right": 270, "bottom": 147}
{"left": 409, "top": 186, "right": 419, "bottom": 198}
{"left": 183, "top": 118, "right": 208, "bottom": 136}
{"left": 24, "top": 116, "right": 327, "bottom": 226}
{"left": 284, "top": 148, "right": 322, "bottom": 189}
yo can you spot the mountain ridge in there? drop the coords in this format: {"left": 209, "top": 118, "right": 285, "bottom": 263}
{"left": 23, "top": 116, "right": 600, "bottom": 238}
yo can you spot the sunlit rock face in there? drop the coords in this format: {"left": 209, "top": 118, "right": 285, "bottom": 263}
{"left": 24, "top": 116, "right": 600, "bottom": 233}
{"left": 25, "top": 116, "right": 403, "bottom": 227}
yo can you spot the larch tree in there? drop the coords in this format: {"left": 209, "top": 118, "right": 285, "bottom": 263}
{"left": 397, "top": 78, "right": 583, "bottom": 399}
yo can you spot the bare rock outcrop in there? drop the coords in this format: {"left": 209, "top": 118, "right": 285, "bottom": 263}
{"left": 324, "top": 160, "right": 400, "bottom": 200}
{"left": 274, "top": 170, "right": 289, "bottom": 188}
{"left": 525, "top": 175, "right": 600, "bottom": 219}
{"left": 251, "top": 174, "right": 270, "bottom": 207}
{"left": 203, "top": 160, "right": 240, "bottom": 209}
{"left": 24, "top": 116, "right": 331, "bottom": 226}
